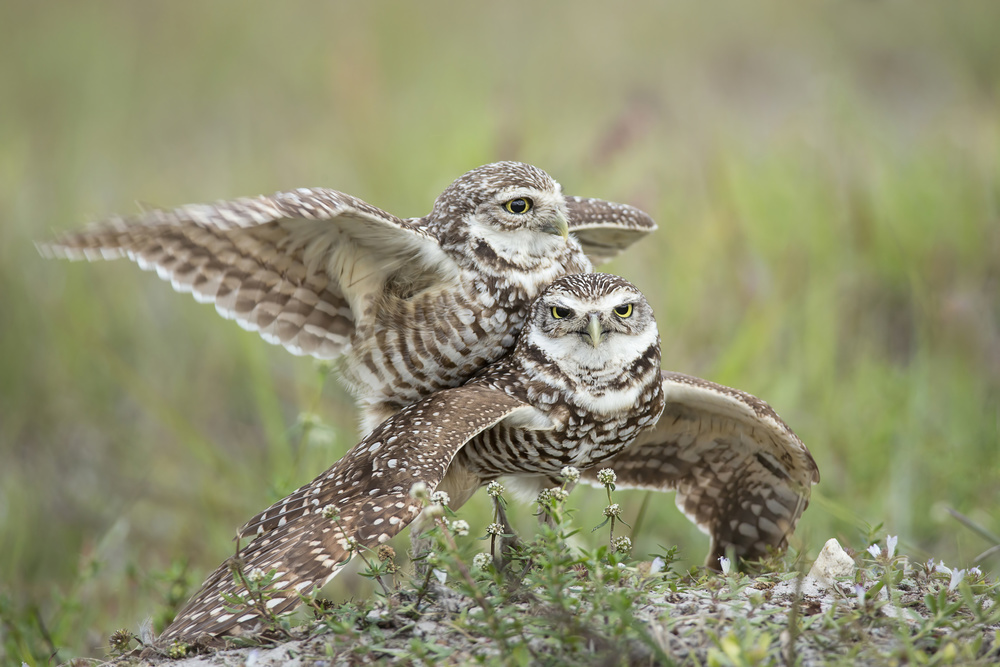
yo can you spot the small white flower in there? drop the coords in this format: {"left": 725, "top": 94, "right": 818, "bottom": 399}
{"left": 430, "top": 490, "right": 451, "bottom": 507}
{"left": 486, "top": 522, "right": 504, "bottom": 536}
{"left": 321, "top": 504, "right": 339, "bottom": 520}
{"left": 886, "top": 535, "right": 898, "bottom": 559}
{"left": 935, "top": 562, "right": 952, "bottom": 575}
{"left": 449, "top": 519, "right": 470, "bottom": 537}
{"left": 867, "top": 544, "right": 882, "bottom": 559}
{"left": 344, "top": 536, "right": 359, "bottom": 551}
{"left": 854, "top": 584, "right": 866, "bottom": 604}
{"left": 246, "top": 567, "right": 266, "bottom": 584}
{"left": 536, "top": 488, "right": 553, "bottom": 505}
{"left": 968, "top": 566, "right": 983, "bottom": 577}
{"left": 596, "top": 468, "right": 617, "bottom": 486}
{"left": 410, "top": 482, "right": 429, "bottom": 500}
{"left": 604, "top": 503, "right": 622, "bottom": 518}
{"left": 649, "top": 557, "right": 665, "bottom": 575}
{"left": 551, "top": 487, "right": 569, "bottom": 502}
{"left": 486, "top": 481, "right": 505, "bottom": 498}
{"left": 473, "top": 553, "right": 491, "bottom": 570}
{"left": 299, "top": 411, "right": 322, "bottom": 428}
{"left": 561, "top": 466, "right": 581, "bottom": 484}
{"left": 948, "top": 568, "right": 966, "bottom": 591}
{"left": 613, "top": 536, "right": 632, "bottom": 554}
{"left": 719, "top": 556, "right": 732, "bottom": 575}
{"left": 433, "top": 568, "right": 448, "bottom": 584}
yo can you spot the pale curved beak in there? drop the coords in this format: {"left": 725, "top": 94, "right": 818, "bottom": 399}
{"left": 541, "top": 211, "right": 570, "bottom": 240}
{"left": 587, "top": 313, "right": 604, "bottom": 347}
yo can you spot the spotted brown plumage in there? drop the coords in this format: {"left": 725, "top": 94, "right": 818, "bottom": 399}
{"left": 157, "top": 273, "right": 666, "bottom": 642}
{"left": 582, "top": 371, "right": 820, "bottom": 568}
{"left": 37, "top": 162, "right": 657, "bottom": 432}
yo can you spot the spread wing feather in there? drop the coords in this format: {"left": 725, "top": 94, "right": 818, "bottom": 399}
{"left": 565, "top": 196, "right": 657, "bottom": 265}
{"left": 583, "top": 371, "right": 819, "bottom": 566}
{"left": 37, "top": 189, "right": 442, "bottom": 360}
{"left": 158, "top": 385, "right": 539, "bottom": 643}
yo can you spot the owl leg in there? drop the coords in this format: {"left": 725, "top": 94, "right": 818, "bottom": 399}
{"left": 491, "top": 495, "right": 525, "bottom": 569}
{"left": 494, "top": 474, "right": 564, "bottom": 572}
{"left": 409, "top": 461, "right": 482, "bottom": 577}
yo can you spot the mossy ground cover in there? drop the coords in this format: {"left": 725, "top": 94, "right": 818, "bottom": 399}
{"left": 105, "top": 479, "right": 1000, "bottom": 666}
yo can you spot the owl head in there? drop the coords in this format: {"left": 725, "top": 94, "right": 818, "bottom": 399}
{"left": 523, "top": 272, "right": 660, "bottom": 376}
{"left": 431, "top": 162, "right": 579, "bottom": 270}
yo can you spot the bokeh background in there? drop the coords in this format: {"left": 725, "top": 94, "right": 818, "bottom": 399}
{"left": 2, "top": 2, "right": 998, "bottom": 662}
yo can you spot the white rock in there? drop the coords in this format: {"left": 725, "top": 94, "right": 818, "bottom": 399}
{"left": 808, "top": 538, "right": 856, "bottom": 587}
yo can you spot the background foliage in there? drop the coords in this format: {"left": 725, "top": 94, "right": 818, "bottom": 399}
{"left": 1, "top": 2, "right": 997, "bottom": 662}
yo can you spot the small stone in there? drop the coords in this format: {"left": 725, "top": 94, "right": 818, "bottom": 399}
{"left": 808, "top": 538, "right": 856, "bottom": 587}
{"left": 365, "top": 609, "right": 388, "bottom": 625}
{"left": 413, "top": 620, "right": 438, "bottom": 638}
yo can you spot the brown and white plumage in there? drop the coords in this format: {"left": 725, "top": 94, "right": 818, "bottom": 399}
{"left": 38, "top": 162, "right": 656, "bottom": 431}
{"left": 582, "top": 372, "right": 820, "bottom": 567}
{"left": 157, "top": 273, "right": 666, "bottom": 643}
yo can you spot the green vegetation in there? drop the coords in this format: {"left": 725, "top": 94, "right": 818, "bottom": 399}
{"left": 1, "top": 2, "right": 998, "bottom": 663}
{"left": 110, "top": 470, "right": 1000, "bottom": 665}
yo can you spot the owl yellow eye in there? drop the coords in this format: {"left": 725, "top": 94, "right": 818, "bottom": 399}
{"left": 614, "top": 304, "right": 633, "bottom": 318}
{"left": 552, "top": 306, "right": 572, "bottom": 319}
{"left": 504, "top": 197, "right": 533, "bottom": 214}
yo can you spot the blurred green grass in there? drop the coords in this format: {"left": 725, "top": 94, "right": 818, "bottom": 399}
{"left": 1, "top": 1, "right": 998, "bottom": 661}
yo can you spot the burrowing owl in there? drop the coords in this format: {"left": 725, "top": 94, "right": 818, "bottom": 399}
{"left": 38, "top": 163, "right": 656, "bottom": 432}
{"left": 157, "top": 274, "right": 818, "bottom": 643}
{"left": 158, "top": 273, "right": 666, "bottom": 642}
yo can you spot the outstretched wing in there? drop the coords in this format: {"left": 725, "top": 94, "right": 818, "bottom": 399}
{"left": 564, "top": 196, "right": 657, "bottom": 265}
{"left": 37, "top": 189, "right": 445, "bottom": 360}
{"left": 158, "top": 385, "right": 544, "bottom": 643}
{"left": 582, "top": 371, "right": 819, "bottom": 567}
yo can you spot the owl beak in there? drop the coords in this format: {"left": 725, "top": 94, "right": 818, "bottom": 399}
{"left": 541, "top": 212, "right": 570, "bottom": 240}
{"left": 586, "top": 313, "right": 604, "bottom": 347}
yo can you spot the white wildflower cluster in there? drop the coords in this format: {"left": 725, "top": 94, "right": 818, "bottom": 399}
{"left": 866, "top": 535, "right": 898, "bottom": 560}
{"left": 486, "top": 522, "right": 504, "bottom": 536}
{"left": 551, "top": 487, "right": 569, "bottom": 502}
{"left": 448, "top": 519, "right": 470, "bottom": 537}
{"left": 473, "top": 552, "right": 492, "bottom": 570}
{"left": 246, "top": 567, "right": 267, "bottom": 584}
{"left": 928, "top": 558, "right": 972, "bottom": 591}
{"left": 613, "top": 536, "right": 632, "bottom": 554}
{"left": 486, "top": 480, "right": 505, "bottom": 498}
{"left": 409, "top": 482, "right": 429, "bottom": 501}
{"left": 536, "top": 488, "right": 553, "bottom": 505}
{"left": 604, "top": 503, "right": 622, "bottom": 519}
{"left": 560, "top": 466, "right": 581, "bottom": 484}
{"left": 596, "top": 468, "right": 617, "bottom": 486}
{"left": 321, "top": 504, "right": 340, "bottom": 520}
{"left": 298, "top": 411, "right": 322, "bottom": 429}
{"left": 344, "top": 536, "right": 360, "bottom": 551}
{"left": 430, "top": 490, "right": 451, "bottom": 507}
